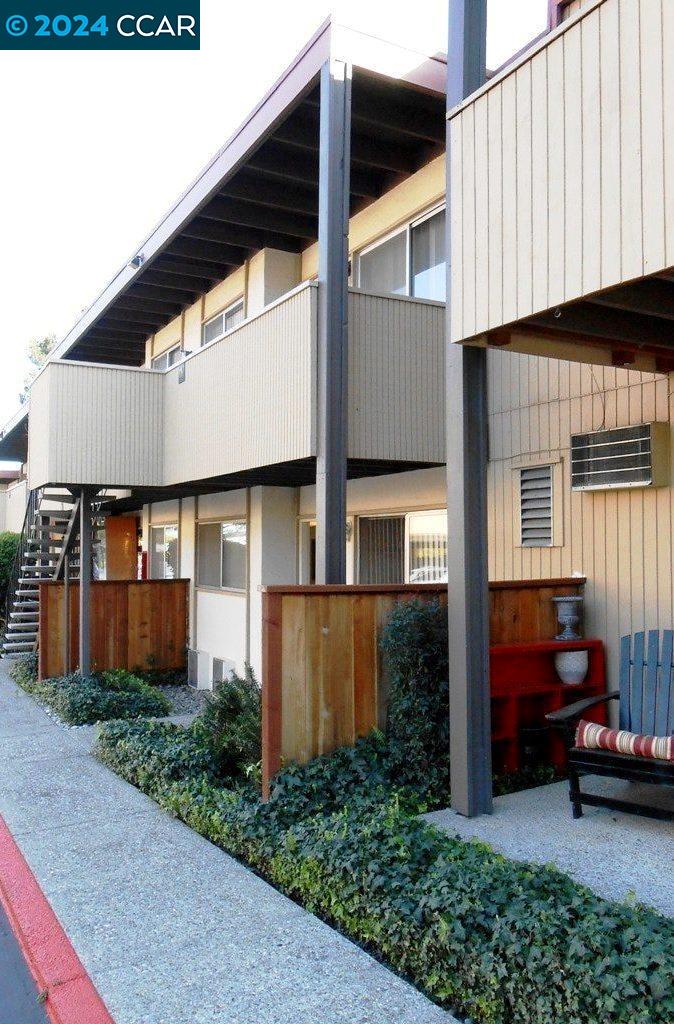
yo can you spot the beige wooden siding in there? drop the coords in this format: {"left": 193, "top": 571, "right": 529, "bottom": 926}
{"left": 28, "top": 362, "right": 164, "bottom": 489}
{"left": 28, "top": 285, "right": 445, "bottom": 490}
{"left": 449, "top": 0, "right": 674, "bottom": 343}
{"left": 348, "top": 290, "right": 445, "bottom": 464}
{"left": 487, "top": 348, "right": 672, "bottom": 691}
{"left": 163, "top": 284, "right": 317, "bottom": 484}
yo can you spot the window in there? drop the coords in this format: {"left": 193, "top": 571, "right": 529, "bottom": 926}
{"left": 356, "top": 208, "right": 445, "bottom": 302}
{"left": 196, "top": 520, "right": 247, "bottom": 590}
{"left": 411, "top": 210, "right": 446, "bottom": 301}
{"left": 149, "top": 524, "right": 178, "bottom": 579}
{"left": 407, "top": 510, "right": 448, "bottom": 583}
{"left": 201, "top": 299, "right": 245, "bottom": 347}
{"left": 358, "top": 230, "right": 408, "bottom": 296}
{"left": 359, "top": 516, "right": 405, "bottom": 584}
{"left": 357, "top": 510, "right": 448, "bottom": 584}
{"left": 151, "top": 344, "right": 181, "bottom": 371}
{"left": 519, "top": 466, "right": 553, "bottom": 547}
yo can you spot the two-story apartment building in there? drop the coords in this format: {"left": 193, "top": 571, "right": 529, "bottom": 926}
{"left": 2, "top": 1, "right": 672, "bottom": 711}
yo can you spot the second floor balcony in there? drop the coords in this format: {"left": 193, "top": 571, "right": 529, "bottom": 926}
{"left": 448, "top": 0, "right": 674, "bottom": 374}
{"left": 26, "top": 283, "right": 445, "bottom": 494}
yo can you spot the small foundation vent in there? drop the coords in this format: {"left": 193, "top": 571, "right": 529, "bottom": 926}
{"left": 187, "top": 648, "right": 211, "bottom": 689}
{"left": 212, "top": 657, "right": 236, "bottom": 689}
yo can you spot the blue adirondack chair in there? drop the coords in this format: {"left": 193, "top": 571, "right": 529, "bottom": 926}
{"left": 547, "top": 630, "right": 674, "bottom": 821}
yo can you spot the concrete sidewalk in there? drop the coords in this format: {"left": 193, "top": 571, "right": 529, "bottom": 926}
{"left": 0, "top": 666, "right": 455, "bottom": 1024}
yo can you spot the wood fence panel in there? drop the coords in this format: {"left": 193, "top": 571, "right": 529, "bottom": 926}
{"left": 261, "top": 579, "right": 585, "bottom": 795}
{"left": 38, "top": 580, "right": 188, "bottom": 680}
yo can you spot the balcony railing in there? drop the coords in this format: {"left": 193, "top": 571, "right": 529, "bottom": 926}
{"left": 27, "top": 282, "right": 445, "bottom": 490}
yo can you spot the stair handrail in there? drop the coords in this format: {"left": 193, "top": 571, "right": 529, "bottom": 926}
{"left": 3, "top": 485, "right": 43, "bottom": 627}
{"left": 51, "top": 496, "right": 81, "bottom": 580}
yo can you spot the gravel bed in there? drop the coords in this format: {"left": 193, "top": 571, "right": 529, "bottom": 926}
{"left": 161, "top": 684, "right": 208, "bottom": 717}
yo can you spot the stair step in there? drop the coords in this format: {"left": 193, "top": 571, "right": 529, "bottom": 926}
{"left": 42, "top": 493, "right": 78, "bottom": 504}
{"left": 10, "top": 610, "right": 38, "bottom": 619}
{"left": 2, "top": 640, "right": 36, "bottom": 651}
{"left": 6, "top": 623, "right": 38, "bottom": 634}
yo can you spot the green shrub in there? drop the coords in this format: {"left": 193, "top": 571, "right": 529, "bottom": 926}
{"left": 0, "top": 531, "right": 20, "bottom": 594}
{"left": 191, "top": 665, "right": 261, "bottom": 782}
{"left": 13, "top": 668, "right": 171, "bottom": 725}
{"left": 380, "top": 599, "right": 450, "bottom": 799}
{"left": 8, "top": 652, "right": 38, "bottom": 689}
{"left": 93, "top": 721, "right": 674, "bottom": 1024}
{"left": 95, "top": 720, "right": 215, "bottom": 793}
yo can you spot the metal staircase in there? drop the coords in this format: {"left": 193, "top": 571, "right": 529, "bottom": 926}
{"left": 1, "top": 489, "right": 104, "bottom": 660}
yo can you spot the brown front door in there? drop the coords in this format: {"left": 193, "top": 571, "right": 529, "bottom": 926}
{"left": 105, "top": 516, "right": 139, "bottom": 580}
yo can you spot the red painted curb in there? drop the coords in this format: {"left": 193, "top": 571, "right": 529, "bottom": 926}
{"left": 0, "top": 815, "right": 115, "bottom": 1024}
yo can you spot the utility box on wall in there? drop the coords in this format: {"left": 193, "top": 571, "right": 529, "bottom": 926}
{"left": 570, "top": 423, "right": 670, "bottom": 492}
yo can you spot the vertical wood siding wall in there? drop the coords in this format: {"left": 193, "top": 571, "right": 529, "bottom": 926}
{"left": 28, "top": 362, "right": 164, "bottom": 489}
{"left": 261, "top": 578, "right": 583, "bottom": 792}
{"left": 348, "top": 291, "right": 445, "bottom": 463}
{"left": 163, "top": 284, "right": 318, "bottom": 484}
{"left": 38, "top": 579, "right": 188, "bottom": 679}
{"left": 28, "top": 285, "right": 445, "bottom": 490}
{"left": 449, "top": 0, "right": 674, "bottom": 342}
{"left": 487, "top": 348, "right": 673, "bottom": 692}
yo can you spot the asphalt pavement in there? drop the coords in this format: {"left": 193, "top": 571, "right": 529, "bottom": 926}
{"left": 0, "top": 900, "right": 47, "bottom": 1024}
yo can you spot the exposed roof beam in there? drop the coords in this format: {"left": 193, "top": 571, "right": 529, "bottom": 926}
{"left": 68, "top": 345, "right": 141, "bottom": 364}
{"left": 200, "top": 196, "right": 317, "bottom": 240}
{"left": 247, "top": 140, "right": 383, "bottom": 198}
{"left": 87, "top": 326, "right": 149, "bottom": 341}
{"left": 305, "top": 89, "right": 444, "bottom": 144}
{"left": 182, "top": 216, "right": 302, "bottom": 253}
{"left": 527, "top": 302, "right": 674, "bottom": 349}
{"left": 165, "top": 238, "right": 246, "bottom": 269}
{"left": 276, "top": 104, "right": 418, "bottom": 174}
{"left": 115, "top": 295, "right": 184, "bottom": 317}
{"left": 73, "top": 344, "right": 141, "bottom": 359}
{"left": 220, "top": 171, "right": 318, "bottom": 216}
{"left": 101, "top": 312, "right": 167, "bottom": 331}
{"left": 130, "top": 279, "right": 200, "bottom": 303}
{"left": 587, "top": 279, "right": 674, "bottom": 321}
{"left": 152, "top": 257, "right": 223, "bottom": 283}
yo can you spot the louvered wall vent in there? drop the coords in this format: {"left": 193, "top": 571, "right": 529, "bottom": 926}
{"left": 571, "top": 423, "right": 670, "bottom": 492}
{"left": 520, "top": 465, "right": 553, "bottom": 547}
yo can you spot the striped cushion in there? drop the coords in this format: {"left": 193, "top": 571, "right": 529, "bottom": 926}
{"left": 575, "top": 720, "right": 674, "bottom": 762}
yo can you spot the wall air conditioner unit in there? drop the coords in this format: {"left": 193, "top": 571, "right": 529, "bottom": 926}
{"left": 187, "top": 648, "right": 211, "bottom": 689}
{"left": 570, "top": 423, "right": 670, "bottom": 492}
{"left": 212, "top": 657, "right": 236, "bottom": 689}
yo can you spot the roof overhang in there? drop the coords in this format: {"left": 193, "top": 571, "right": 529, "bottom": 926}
{"left": 0, "top": 405, "right": 28, "bottom": 463}
{"left": 42, "top": 18, "right": 446, "bottom": 369}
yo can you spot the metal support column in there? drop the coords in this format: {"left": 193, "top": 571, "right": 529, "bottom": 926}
{"left": 78, "top": 487, "right": 92, "bottom": 676}
{"left": 446, "top": 0, "right": 492, "bottom": 816}
{"left": 315, "top": 58, "right": 351, "bottom": 584}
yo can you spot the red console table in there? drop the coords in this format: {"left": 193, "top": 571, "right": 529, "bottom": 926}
{"left": 489, "top": 639, "right": 607, "bottom": 774}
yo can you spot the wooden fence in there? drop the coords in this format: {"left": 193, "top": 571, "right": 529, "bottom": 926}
{"left": 261, "top": 578, "right": 585, "bottom": 794}
{"left": 38, "top": 579, "right": 188, "bottom": 680}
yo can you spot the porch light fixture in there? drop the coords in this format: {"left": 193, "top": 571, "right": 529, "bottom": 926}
{"left": 129, "top": 253, "right": 145, "bottom": 269}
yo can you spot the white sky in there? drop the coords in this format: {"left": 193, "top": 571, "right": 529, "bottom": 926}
{"left": 0, "top": 0, "right": 547, "bottom": 456}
